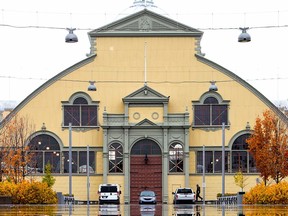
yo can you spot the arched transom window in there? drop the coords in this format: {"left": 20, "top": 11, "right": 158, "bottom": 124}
{"left": 231, "top": 134, "right": 256, "bottom": 173}
{"left": 109, "top": 143, "right": 123, "bottom": 173}
{"left": 169, "top": 143, "right": 184, "bottom": 173}
{"left": 63, "top": 94, "right": 99, "bottom": 127}
{"left": 193, "top": 94, "right": 229, "bottom": 127}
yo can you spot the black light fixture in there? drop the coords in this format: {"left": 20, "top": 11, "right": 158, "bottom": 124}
{"left": 238, "top": 27, "right": 251, "bottom": 42}
{"left": 144, "top": 154, "right": 149, "bottom": 164}
{"left": 65, "top": 28, "right": 78, "bottom": 43}
{"left": 41, "top": 123, "right": 46, "bottom": 131}
{"left": 88, "top": 81, "right": 96, "bottom": 91}
{"left": 209, "top": 81, "right": 218, "bottom": 91}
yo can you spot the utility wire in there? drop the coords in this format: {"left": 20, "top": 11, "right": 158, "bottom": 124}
{"left": 1, "top": 7, "right": 288, "bottom": 31}
{"left": 2, "top": 23, "right": 288, "bottom": 31}
{"left": 0, "top": 74, "right": 287, "bottom": 84}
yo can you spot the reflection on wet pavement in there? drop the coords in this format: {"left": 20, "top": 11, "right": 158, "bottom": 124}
{"left": 0, "top": 204, "right": 288, "bottom": 215}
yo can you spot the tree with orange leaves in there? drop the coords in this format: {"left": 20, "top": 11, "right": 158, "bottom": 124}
{"left": 246, "top": 109, "right": 288, "bottom": 185}
{"left": 0, "top": 114, "right": 35, "bottom": 183}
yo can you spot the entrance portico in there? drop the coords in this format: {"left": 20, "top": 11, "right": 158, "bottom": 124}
{"left": 102, "top": 85, "right": 190, "bottom": 204}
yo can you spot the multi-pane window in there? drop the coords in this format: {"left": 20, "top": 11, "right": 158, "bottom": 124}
{"left": 169, "top": 143, "right": 183, "bottom": 173}
{"left": 197, "top": 151, "right": 229, "bottom": 173}
{"left": 28, "top": 134, "right": 61, "bottom": 174}
{"left": 108, "top": 143, "right": 123, "bottom": 173}
{"left": 63, "top": 96, "right": 98, "bottom": 127}
{"left": 232, "top": 134, "right": 257, "bottom": 173}
{"left": 194, "top": 96, "right": 228, "bottom": 126}
{"left": 196, "top": 133, "right": 257, "bottom": 173}
{"left": 28, "top": 134, "right": 96, "bottom": 174}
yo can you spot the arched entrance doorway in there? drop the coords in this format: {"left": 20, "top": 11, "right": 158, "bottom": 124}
{"left": 130, "top": 139, "right": 162, "bottom": 204}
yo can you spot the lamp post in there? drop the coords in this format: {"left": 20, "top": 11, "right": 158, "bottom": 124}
{"left": 69, "top": 123, "right": 73, "bottom": 203}
{"left": 87, "top": 145, "right": 90, "bottom": 205}
{"left": 202, "top": 145, "right": 205, "bottom": 205}
{"left": 222, "top": 122, "right": 225, "bottom": 197}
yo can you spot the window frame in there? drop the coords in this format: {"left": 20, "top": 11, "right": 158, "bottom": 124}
{"left": 27, "top": 133, "right": 96, "bottom": 175}
{"left": 108, "top": 143, "right": 123, "bottom": 173}
{"left": 62, "top": 92, "right": 99, "bottom": 128}
{"left": 169, "top": 143, "right": 184, "bottom": 173}
{"left": 192, "top": 92, "right": 230, "bottom": 128}
{"left": 195, "top": 133, "right": 257, "bottom": 174}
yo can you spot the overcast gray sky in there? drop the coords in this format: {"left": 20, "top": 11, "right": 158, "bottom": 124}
{"left": 1, "top": 0, "right": 288, "bottom": 106}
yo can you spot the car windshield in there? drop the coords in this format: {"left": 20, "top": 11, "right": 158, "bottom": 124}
{"left": 177, "top": 189, "right": 192, "bottom": 193}
{"left": 140, "top": 191, "right": 155, "bottom": 196}
{"left": 100, "top": 186, "right": 117, "bottom": 192}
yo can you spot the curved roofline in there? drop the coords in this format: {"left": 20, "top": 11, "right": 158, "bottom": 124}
{"left": 195, "top": 54, "right": 288, "bottom": 124}
{"left": 1, "top": 54, "right": 96, "bottom": 126}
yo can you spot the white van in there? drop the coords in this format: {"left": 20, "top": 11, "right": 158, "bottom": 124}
{"left": 98, "top": 184, "right": 121, "bottom": 204}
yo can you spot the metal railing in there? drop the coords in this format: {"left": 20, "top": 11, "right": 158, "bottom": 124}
{"left": 217, "top": 195, "right": 238, "bottom": 205}
{"left": 217, "top": 192, "right": 245, "bottom": 206}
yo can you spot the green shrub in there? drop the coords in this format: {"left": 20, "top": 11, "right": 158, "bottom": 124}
{"left": 0, "top": 180, "right": 57, "bottom": 204}
{"left": 42, "top": 162, "right": 56, "bottom": 188}
{"left": 243, "top": 181, "right": 288, "bottom": 204}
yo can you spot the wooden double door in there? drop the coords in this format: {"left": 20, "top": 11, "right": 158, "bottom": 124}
{"left": 130, "top": 139, "right": 162, "bottom": 204}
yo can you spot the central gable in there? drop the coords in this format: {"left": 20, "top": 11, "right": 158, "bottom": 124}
{"left": 123, "top": 85, "right": 169, "bottom": 104}
{"left": 89, "top": 9, "right": 203, "bottom": 37}
{"left": 123, "top": 85, "right": 169, "bottom": 124}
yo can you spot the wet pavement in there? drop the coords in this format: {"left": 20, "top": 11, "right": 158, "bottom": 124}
{"left": 0, "top": 204, "right": 287, "bottom": 215}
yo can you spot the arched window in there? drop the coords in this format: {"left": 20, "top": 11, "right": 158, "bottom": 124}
{"left": 193, "top": 94, "right": 229, "bottom": 127}
{"left": 28, "top": 134, "right": 61, "bottom": 174}
{"left": 131, "top": 139, "right": 161, "bottom": 155}
{"left": 232, "top": 134, "right": 256, "bottom": 173}
{"left": 63, "top": 94, "right": 99, "bottom": 127}
{"left": 109, "top": 143, "right": 123, "bottom": 173}
{"left": 169, "top": 143, "right": 183, "bottom": 173}
{"left": 28, "top": 134, "right": 96, "bottom": 175}
{"left": 196, "top": 133, "right": 257, "bottom": 174}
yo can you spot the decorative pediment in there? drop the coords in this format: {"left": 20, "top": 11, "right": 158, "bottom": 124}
{"left": 135, "top": 118, "right": 157, "bottom": 126}
{"left": 123, "top": 85, "right": 169, "bottom": 104}
{"left": 89, "top": 9, "right": 203, "bottom": 37}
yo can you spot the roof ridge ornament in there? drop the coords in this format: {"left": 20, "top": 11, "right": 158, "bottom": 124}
{"left": 131, "top": 0, "right": 157, "bottom": 9}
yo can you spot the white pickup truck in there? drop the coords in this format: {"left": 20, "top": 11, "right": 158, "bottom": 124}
{"left": 98, "top": 184, "right": 121, "bottom": 205}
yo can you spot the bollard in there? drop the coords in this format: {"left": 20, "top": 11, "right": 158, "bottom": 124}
{"left": 237, "top": 192, "right": 245, "bottom": 205}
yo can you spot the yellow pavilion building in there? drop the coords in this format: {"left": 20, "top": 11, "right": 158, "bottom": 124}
{"left": 1, "top": 8, "right": 287, "bottom": 204}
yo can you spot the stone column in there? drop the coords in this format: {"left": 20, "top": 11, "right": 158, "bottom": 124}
{"left": 102, "top": 129, "right": 108, "bottom": 183}
{"left": 124, "top": 128, "right": 130, "bottom": 204}
{"left": 162, "top": 128, "right": 168, "bottom": 204}
{"left": 184, "top": 128, "right": 190, "bottom": 187}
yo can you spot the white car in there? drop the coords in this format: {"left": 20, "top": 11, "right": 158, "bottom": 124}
{"left": 172, "top": 188, "right": 196, "bottom": 204}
